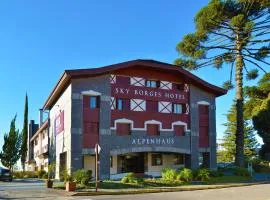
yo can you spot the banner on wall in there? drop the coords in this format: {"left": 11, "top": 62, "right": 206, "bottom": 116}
{"left": 54, "top": 111, "right": 64, "bottom": 136}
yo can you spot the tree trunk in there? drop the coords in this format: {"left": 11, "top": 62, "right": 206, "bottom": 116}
{"left": 235, "top": 47, "right": 245, "bottom": 167}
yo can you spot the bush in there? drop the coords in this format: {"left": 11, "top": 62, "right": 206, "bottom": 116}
{"left": 196, "top": 168, "right": 210, "bottom": 181}
{"left": 209, "top": 170, "right": 224, "bottom": 177}
{"left": 234, "top": 167, "right": 250, "bottom": 177}
{"left": 37, "top": 170, "right": 46, "bottom": 179}
{"left": 161, "top": 168, "right": 177, "bottom": 181}
{"left": 177, "top": 168, "right": 193, "bottom": 182}
{"left": 74, "top": 169, "right": 85, "bottom": 184}
{"left": 42, "top": 172, "right": 48, "bottom": 179}
{"left": 60, "top": 169, "right": 69, "bottom": 182}
{"left": 74, "top": 169, "right": 92, "bottom": 185}
{"left": 13, "top": 171, "right": 38, "bottom": 179}
{"left": 121, "top": 173, "right": 136, "bottom": 183}
{"left": 136, "top": 177, "right": 145, "bottom": 185}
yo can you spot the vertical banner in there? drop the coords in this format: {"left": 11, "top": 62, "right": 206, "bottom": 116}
{"left": 54, "top": 111, "right": 64, "bottom": 136}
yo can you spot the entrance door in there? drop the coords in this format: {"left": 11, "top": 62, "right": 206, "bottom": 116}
{"left": 121, "top": 153, "right": 144, "bottom": 173}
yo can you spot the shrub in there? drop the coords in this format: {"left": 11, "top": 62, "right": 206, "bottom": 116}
{"left": 74, "top": 169, "right": 92, "bottom": 185}
{"left": 209, "top": 170, "right": 224, "bottom": 177}
{"left": 136, "top": 177, "right": 145, "bottom": 185}
{"left": 234, "top": 167, "right": 250, "bottom": 177}
{"left": 42, "top": 172, "right": 48, "bottom": 179}
{"left": 161, "top": 168, "right": 177, "bottom": 181}
{"left": 121, "top": 172, "right": 136, "bottom": 183}
{"left": 37, "top": 170, "right": 46, "bottom": 179}
{"left": 13, "top": 171, "right": 38, "bottom": 179}
{"left": 196, "top": 168, "right": 210, "bottom": 181}
{"left": 60, "top": 169, "right": 69, "bottom": 182}
{"left": 74, "top": 169, "right": 85, "bottom": 184}
{"left": 177, "top": 168, "right": 193, "bottom": 182}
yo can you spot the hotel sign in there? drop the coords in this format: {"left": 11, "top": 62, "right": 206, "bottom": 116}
{"left": 132, "top": 137, "right": 175, "bottom": 145}
{"left": 112, "top": 86, "right": 186, "bottom": 102}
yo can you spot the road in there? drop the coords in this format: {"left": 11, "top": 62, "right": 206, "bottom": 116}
{"left": 1, "top": 180, "right": 270, "bottom": 200}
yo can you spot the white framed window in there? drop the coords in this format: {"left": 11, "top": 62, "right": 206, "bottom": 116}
{"left": 173, "top": 103, "right": 183, "bottom": 114}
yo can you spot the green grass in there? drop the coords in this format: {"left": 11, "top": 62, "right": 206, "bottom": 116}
{"left": 207, "top": 176, "right": 252, "bottom": 184}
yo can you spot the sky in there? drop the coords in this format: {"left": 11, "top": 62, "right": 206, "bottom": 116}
{"left": 0, "top": 0, "right": 264, "bottom": 150}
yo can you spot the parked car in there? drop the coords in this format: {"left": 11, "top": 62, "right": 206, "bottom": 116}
{"left": 0, "top": 167, "right": 12, "bottom": 182}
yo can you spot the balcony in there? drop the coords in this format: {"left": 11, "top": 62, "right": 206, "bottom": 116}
{"left": 38, "top": 145, "right": 48, "bottom": 158}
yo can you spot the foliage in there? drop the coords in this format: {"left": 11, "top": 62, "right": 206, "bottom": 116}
{"left": 12, "top": 171, "right": 38, "bottom": 179}
{"left": 60, "top": 169, "right": 69, "bottom": 182}
{"left": 251, "top": 158, "right": 270, "bottom": 173}
{"left": 176, "top": 168, "right": 193, "bottom": 182}
{"left": 209, "top": 170, "right": 224, "bottom": 177}
{"left": 234, "top": 167, "right": 250, "bottom": 177}
{"left": 161, "top": 168, "right": 177, "bottom": 181}
{"left": 220, "top": 102, "right": 259, "bottom": 162}
{"left": 245, "top": 73, "right": 270, "bottom": 160}
{"left": 196, "top": 168, "right": 210, "bottom": 181}
{"left": 0, "top": 116, "right": 22, "bottom": 170}
{"left": 74, "top": 169, "right": 92, "bottom": 185}
{"left": 20, "top": 94, "right": 28, "bottom": 171}
{"left": 37, "top": 170, "right": 46, "bottom": 179}
{"left": 47, "top": 162, "right": 56, "bottom": 180}
{"left": 175, "top": 0, "right": 270, "bottom": 167}
{"left": 121, "top": 173, "right": 136, "bottom": 183}
{"left": 207, "top": 175, "right": 252, "bottom": 184}
{"left": 136, "top": 177, "right": 145, "bottom": 185}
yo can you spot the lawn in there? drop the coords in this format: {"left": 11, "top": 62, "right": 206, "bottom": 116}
{"left": 53, "top": 176, "right": 253, "bottom": 190}
{"left": 207, "top": 176, "right": 252, "bottom": 184}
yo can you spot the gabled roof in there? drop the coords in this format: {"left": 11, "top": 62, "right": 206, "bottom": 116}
{"left": 43, "top": 59, "right": 227, "bottom": 109}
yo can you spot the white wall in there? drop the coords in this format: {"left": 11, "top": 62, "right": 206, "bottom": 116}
{"left": 49, "top": 84, "right": 72, "bottom": 179}
{"left": 84, "top": 155, "right": 95, "bottom": 178}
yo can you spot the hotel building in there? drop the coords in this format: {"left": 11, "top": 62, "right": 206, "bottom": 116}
{"left": 25, "top": 59, "right": 226, "bottom": 180}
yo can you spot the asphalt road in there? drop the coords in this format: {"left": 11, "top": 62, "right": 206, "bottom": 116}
{"left": 1, "top": 180, "right": 270, "bottom": 200}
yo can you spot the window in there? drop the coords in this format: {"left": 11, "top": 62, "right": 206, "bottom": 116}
{"left": 173, "top": 103, "right": 183, "bottom": 114}
{"left": 146, "top": 80, "right": 159, "bottom": 88}
{"left": 110, "top": 156, "right": 113, "bottom": 168}
{"left": 35, "top": 138, "right": 38, "bottom": 146}
{"left": 152, "top": 154, "right": 163, "bottom": 166}
{"left": 90, "top": 96, "right": 99, "bottom": 108}
{"left": 174, "top": 125, "right": 185, "bottom": 136}
{"left": 116, "top": 99, "right": 123, "bottom": 110}
{"left": 116, "top": 123, "right": 131, "bottom": 135}
{"left": 175, "top": 84, "right": 184, "bottom": 91}
{"left": 173, "top": 154, "right": 185, "bottom": 165}
{"left": 147, "top": 124, "right": 160, "bottom": 136}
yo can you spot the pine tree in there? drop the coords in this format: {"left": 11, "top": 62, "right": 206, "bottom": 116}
{"left": 245, "top": 73, "right": 270, "bottom": 160}
{"left": 0, "top": 116, "right": 22, "bottom": 170}
{"left": 221, "top": 103, "right": 259, "bottom": 162}
{"left": 175, "top": 0, "right": 270, "bottom": 167}
{"left": 20, "top": 94, "right": 28, "bottom": 171}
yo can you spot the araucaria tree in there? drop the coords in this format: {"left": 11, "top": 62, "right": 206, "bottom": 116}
{"left": 20, "top": 94, "right": 28, "bottom": 171}
{"left": 245, "top": 73, "right": 270, "bottom": 160}
{"left": 221, "top": 102, "right": 259, "bottom": 161}
{"left": 0, "top": 116, "right": 21, "bottom": 170}
{"left": 175, "top": 0, "right": 270, "bottom": 167}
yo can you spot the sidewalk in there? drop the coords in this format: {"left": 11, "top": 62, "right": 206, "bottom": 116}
{"left": 68, "top": 181, "right": 270, "bottom": 196}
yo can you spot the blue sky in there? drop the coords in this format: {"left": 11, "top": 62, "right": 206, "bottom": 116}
{"left": 0, "top": 0, "right": 264, "bottom": 149}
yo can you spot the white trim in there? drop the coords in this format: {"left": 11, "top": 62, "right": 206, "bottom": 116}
{"left": 172, "top": 121, "right": 188, "bottom": 132}
{"left": 110, "top": 118, "right": 190, "bottom": 132}
{"left": 81, "top": 90, "right": 101, "bottom": 96}
{"left": 197, "top": 101, "right": 210, "bottom": 105}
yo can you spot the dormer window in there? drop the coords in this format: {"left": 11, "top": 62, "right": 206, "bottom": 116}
{"left": 146, "top": 80, "right": 160, "bottom": 88}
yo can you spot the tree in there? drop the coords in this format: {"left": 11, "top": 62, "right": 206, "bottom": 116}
{"left": 20, "top": 93, "right": 28, "bottom": 171}
{"left": 175, "top": 0, "right": 270, "bottom": 167}
{"left": 0, "top": 116, "right": 21, "bottom": 170}
{"left": 221, "top": 103, "right": 259, "bottom": 162}
{"left": 245, "top": 73, "right": 270, "bottom": 160}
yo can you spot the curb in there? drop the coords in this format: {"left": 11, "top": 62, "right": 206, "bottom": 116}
{"left": 70, "top": 181, "right": 270, "bottom": 196}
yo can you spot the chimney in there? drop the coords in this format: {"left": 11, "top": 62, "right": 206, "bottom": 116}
{"left": 39, "top": 109, "right": 43, "bottom": 128}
